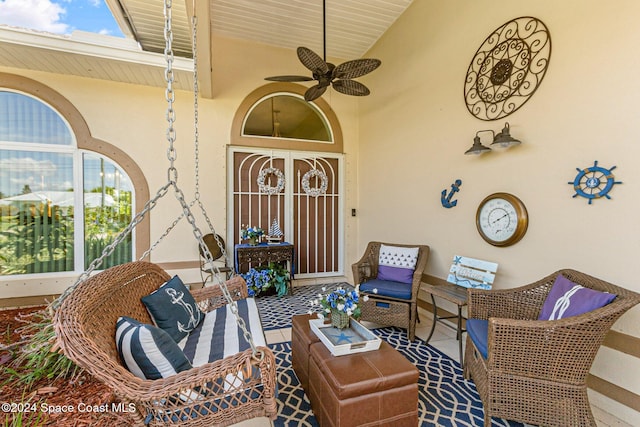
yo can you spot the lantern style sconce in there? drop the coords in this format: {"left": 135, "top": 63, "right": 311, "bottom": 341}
{"left": 464, "top": 122, "right": 521, "bottom": 155}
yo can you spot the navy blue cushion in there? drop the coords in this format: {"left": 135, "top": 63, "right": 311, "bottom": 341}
{"left": 466, "top": 319, "right": 489, "bottom": 359}
{"left": 141, "top": 275, "right": 204, "bottom": 343}
{"left": 360, "top": 278, "right": 412, "bottom": 300}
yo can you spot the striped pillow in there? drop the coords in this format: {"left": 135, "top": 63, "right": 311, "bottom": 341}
{"left": 179, "top": 298, "right": 266, "bottom": 367}
{"left": 115, "top": 316, "right": 192, "bottom": 380}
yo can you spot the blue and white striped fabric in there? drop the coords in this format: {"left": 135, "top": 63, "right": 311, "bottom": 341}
{"left": 178, "top": 297, "right": 266, "bottom": 367}
{"left": 115, "top": 316, "right": 193, "bottom": 380}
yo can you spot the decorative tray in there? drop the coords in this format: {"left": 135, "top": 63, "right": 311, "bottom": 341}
{"left": 309, "top": 317, "right": 382, "bottom": 356}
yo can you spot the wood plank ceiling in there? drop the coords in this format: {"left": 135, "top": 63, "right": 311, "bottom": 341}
{"left": 0, "top": 0, "right": 414, "bottom": 95}
{"left": 210, "top": 0, "right": 414, "bottom": 60}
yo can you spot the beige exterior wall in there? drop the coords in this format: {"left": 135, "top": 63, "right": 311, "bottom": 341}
{"left": 1, "top": 0, "right": 640, "bottom": 421}
{"left": 0, "top": 35, "right": 360, "bottom": 291}
{"left": 357, "top": 0, "right": 640, "bottom": 422}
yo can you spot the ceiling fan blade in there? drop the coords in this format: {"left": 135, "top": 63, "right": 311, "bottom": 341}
{"left": 332, "top": 79, "right": 371, "bottom": 96}
{"left": 334, "top": 58, "right": 381, "bottom": 79}
{"left": 265, "top": 75, "right": 314, "bottom": 82}
{"left": 304, "top": 84, "right": 328, "bottom": 102}
{"left": 297, "top": 47, "right": 329, "bottom": 75}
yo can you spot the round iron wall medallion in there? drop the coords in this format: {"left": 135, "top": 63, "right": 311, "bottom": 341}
{"left": 464, "top": 17, "right": 551, "bottom": 121}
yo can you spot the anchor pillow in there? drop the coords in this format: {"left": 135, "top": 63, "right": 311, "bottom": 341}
{"left": 538, "top": 274, "right": 616, "bottom": 321}
{"left": 142, "top": 275, "right": 204, "bottom": 342}
{"left": 376, "top": 244, "right": 419, "bottom": 284}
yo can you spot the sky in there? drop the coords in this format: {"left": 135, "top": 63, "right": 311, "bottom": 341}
{"left": 0, "top": 0, "right": 123, "bottom": 37}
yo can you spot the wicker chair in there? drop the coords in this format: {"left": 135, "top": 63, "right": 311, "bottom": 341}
{"left": 352, "top": 242, "right": 430, "bottom": 341}
{"left": 463, "top": 269, "right": 640, "bottom": 427}
{"left": 54, "top": 261, "right": 277, "bottom": 426}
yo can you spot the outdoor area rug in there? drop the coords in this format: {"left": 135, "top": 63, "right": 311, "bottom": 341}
{"left": 261, "top": 284, "right": 524, "bottom": 426}
{"left": 256, "top": 283, "right": 351, "bottom": 330}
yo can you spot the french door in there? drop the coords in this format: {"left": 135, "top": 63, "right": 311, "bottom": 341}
{"left": 228, "top": 147, "right": 344, "bottom": 278}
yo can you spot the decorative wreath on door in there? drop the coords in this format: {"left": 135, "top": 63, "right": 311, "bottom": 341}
{"left": 302, "top": 169, "right": 328, "bottom": 197}
{"left": 257, "top": 167, "right": 285, "bottom": 194}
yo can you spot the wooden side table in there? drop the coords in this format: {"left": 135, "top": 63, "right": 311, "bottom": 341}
{"left": 234, "top": 242, "right": 294, "bottom": 294}
{"left": 420, "top": 276, "right": 468, "bottom": 367}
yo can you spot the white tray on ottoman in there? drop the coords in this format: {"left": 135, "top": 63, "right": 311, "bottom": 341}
{"left": 309, "top": 317, "right": 382, "bottom": 356}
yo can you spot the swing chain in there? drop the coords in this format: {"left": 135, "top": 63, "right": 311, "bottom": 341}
{"left": 162, "top": 0, "right": 260, "bottom": 358}
{"left": 146, "top": 0, "right": 229, "bottom": 269}
{"left": 188, "top": 3, "right": 231, "bottom": 267}
{"left": 164, "top": 0, "right": 177, "bottom": 184}
{"left": 55, "top": 0, "right": 256, "bottom": 359}
{"left": 191, "top": 11, "right": 201, "bottom": 201}
{"left": 174, "top": 182, "right": 261, "bottom": 357}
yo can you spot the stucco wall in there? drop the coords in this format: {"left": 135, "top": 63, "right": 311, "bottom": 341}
{"left": 0, "top": 36, "right": 360, "bottom": 292}
{"left": 357, "top": 0, "right": 640, "bottom": 422}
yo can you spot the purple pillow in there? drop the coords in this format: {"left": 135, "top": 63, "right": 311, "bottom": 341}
{"left": 376, "top": 244, "right": 419, "bottom": 284}
{"left": 538, "top": 274, "right": 616, "bottom": 320}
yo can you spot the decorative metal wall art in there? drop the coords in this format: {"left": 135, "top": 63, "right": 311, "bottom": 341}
{"left": 464, "top": 16, "right": 551, "bottom": 121}
{"left": 257, "top": 167, "right": 285, "bottom": 194}
{"left": 441, "top": 179, "right": 462, "bottom": 208}
{"left": 569, "top": 160, "right": 622, "bottom": 204}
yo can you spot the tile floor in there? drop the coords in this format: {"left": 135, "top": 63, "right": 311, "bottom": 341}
{"left": 233, "top": 306, "right": 632, "bottom": 427}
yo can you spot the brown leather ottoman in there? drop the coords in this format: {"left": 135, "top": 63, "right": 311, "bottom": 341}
{"left": 291, "top": 314, "right": 320, "bottom": 391}
{"left": 308, "top": 340, "right": 419, "bottom": 427}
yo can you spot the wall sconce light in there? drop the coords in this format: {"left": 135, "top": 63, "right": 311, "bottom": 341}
{"left": 464, "top": 122, "right": 521, "bottom": 155}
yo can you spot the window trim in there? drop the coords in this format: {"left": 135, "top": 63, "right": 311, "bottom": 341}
{"left": 0, "top": 72, "right": 150, "bottom": 270}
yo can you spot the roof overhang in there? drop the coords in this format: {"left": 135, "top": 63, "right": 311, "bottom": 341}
{"left": 0, "top": 25, "right": 195, "bottom": 92}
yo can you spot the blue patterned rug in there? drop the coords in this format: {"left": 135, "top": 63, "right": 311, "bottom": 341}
{"left": 256, "top": 283, "right": 351, "bottom": 330}
{"left": 260, "top": 284, "right": 524, "bottom": 427}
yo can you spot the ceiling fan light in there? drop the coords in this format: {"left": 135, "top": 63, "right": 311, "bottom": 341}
{"left": 264, "top": 0, "right": 381, "bottom": 101}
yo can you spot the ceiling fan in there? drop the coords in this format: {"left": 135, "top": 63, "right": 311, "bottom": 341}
{"left": 265, "top": 0, "right": 382, "bottom": 102}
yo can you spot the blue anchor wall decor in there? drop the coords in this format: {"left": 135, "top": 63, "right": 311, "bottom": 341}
{"left": 441, "top": 179, "right": 462, "bottom": 208}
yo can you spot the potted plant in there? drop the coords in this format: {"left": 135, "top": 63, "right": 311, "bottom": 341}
{"left": 241, "top": 262, "right": 290, "bottom": 297}
{"left": 314, "top": 286, "right": 363, "bottom": 329}
{"left": 241, "top": 225, "right": 264, "bottom": 246}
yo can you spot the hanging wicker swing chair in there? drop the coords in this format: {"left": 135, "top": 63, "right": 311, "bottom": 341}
{"left": 52, "top": 2, "right": 278, "bottom": 425}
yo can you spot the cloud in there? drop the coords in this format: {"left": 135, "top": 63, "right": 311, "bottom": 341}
{"left": 0, "top": 0, "right": 69, "bottom": 33}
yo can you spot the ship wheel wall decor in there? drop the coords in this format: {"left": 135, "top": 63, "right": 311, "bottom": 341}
{"left": 464, "top": 16, "right": 551, "bottom": 121}
{"left": 569, "top": 160, "right": 622, "bottom": 204}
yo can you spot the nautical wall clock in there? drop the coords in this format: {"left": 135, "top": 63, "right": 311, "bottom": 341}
{"left": 464, "top": 16, "right": 552, "bottom": 121}
{"left": 476, "top": 192, "right": 528, "bottom": 247}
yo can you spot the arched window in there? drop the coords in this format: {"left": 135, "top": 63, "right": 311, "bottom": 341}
{"left": 243, "top": 93, "right": 332, "bottom": 142}
{"left": 0, "top": 75, "right": 146, "bottom": 276}
{"left": 231, "top": 83, "right": 343, "bottom": 153}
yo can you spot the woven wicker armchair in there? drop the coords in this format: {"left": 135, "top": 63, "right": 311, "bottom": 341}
{"left": 352, "top": 242, "right": 430, "bottom": 341}
{"left": 463, "top": 269, "right": 640, "bottom": 427}
{"left": 54, "top": 261, "right": 277, "bottom": 426}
